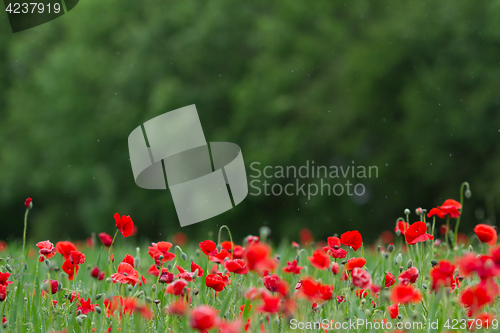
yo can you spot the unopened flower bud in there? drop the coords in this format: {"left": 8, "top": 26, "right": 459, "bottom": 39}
{"left": 415, "top": 207, "right": 423, "bottom": 215}
{"left": 134, "top": 257, "right": 141, "bottom": 268}
{"left": 430, "top": 260, "right": 438, "bottom": 267}
{"left": 5, "top": 264, "right": 12, "bottom": 272}
{"left": 422, "top": 284, "right": 428, "bottom": 290}
{"left": 465, "top": 189, "right": 472, "bottom": 199}
{"left": 395, "top": 253, "right": 402, "bottom": 264}
{"left": 388, "top": 242, "right": 395, "bottom": 252}
{"left": 146, "top": 297, "right": 153, "bottom": 303}
{"left": 404, "top": 209, "right": 410, "bottom": 215}
{"left": 95, "top": 306, "right": 102, "bottom": 314}
{"left": 127, "top": 285, "right": 133, "bottom": 292}
{"left": 76, "top": 317, "right": 83, "bottom": 326}
{"left": 407, "top": 259, "right": 413, "bottom": 269}
{"left": 181, "top": 253, "right": 187, "bottom": 261}
{"left": 106, "top": 278, "right": 112, "bottom": 283}
{"left": 152, "top": 284, "right": 157, "bottom": 292}
{"left": 257, "top": 278, "right": 263, "bottom": 286}
{"left": 469, "top": 245, "right": 474, "bottom": 252}
{"left": 96, "top": 294, "right": 102, "bottom": 300}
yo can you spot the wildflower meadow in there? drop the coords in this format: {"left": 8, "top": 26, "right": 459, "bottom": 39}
{"left": 1, "top": 182, "right": 500, "bottom": 332}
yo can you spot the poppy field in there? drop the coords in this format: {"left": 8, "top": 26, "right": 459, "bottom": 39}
{"left": 1, "top": 183, "right": 500, "bottom": 332}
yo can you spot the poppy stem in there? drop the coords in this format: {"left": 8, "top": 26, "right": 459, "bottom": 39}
{"left": 217, "top": 225, "right": 234, "bottom": 260}
{"left": 454, "top": 181, "right": 470, "bottom": 247}
{"left": 22, "top": 208, "right": 29, "bottom": 263}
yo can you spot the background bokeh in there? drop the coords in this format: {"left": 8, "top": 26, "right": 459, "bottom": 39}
{"left": 0, "top": 0, "right": 499, "bottom": 244}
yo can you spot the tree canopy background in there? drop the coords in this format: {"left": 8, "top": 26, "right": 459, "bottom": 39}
{"left": 0, "top": 0, "right": 499, "bottom": 244}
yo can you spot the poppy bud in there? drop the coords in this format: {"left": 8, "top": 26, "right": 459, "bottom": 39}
{"left": 146, "top": 297, "right": 153, "bottom": 303}
{"left": 465, "top": 189, "right": 472, "bottom": 199}
{"left": 192, "top": 269, "right": 199, "bottom": 279}
{"left": 395, "top": 230, "right": 401, "bottom": 237}
{"left": 136, "top": 291, "right": 144, "bottom": 298}
{"left": 134, "top": 257, "right": 140, "bottom": 267}
{"left": 181, "top": 253, "right": 187, "bottom": 261}
{"left": 407, "top": 259, "right": 413, "bottom": 269}
{"left": 422, "top": 284, "right": 427, "bottom": 290}
{"left": 217, "top": 245, "right": 222, "bottom": 252}
{"left": 193, "top": 289, "right": 199, "bottom": 295}
{"left": 388, "top": 243, "right": 395, "bottom": 252}
{"left": 404, "top": 209, "right": 410, "bottom": 215}
{"left": 24, "top": 198, "right": 33, "bottom": 209}
{"left": 399, "top": 266, "right": 404, "bottom": 273}
{"left": 95, "top": 306, "right": 102, "bottom": 314}
{"left": 257, "top": 278, "right": 263, "bottom": 285}
{"left": 259, "top": 226, "right": 271, "bottom": 241}
{"left": 395, "top": 253, "right": 402, "bottom": 264}
{"left": 5, "top": 265, "right": 11, "bottom": 272}
{"left": 96, "top": 294, "right": 102, "bottom": 300}
{"left": 152, "top": 284, "right": 157, "bottom": 292}
{"left": 430, "top": 260, "right": 437, "bottom": 267}
{"left": 106, "top": 278, "right": 112, "bottom": 283}
{"left": 415, "top": 207, "right": 423, "bottom": 215}
{"left": 76, "top": 317, "right": 83, "bottom": 326}
{"left": 76, "top": 310, "right": 81, "bottom": 316}
{"left": 136, "top": 247, "right": 140, "bottom": 257}
{"left": 397, "top": 315, "right": 402, "bottom": 320}
{"left": 78, "top": 314, "right": 87, "bottom": 320}
{"left": 127, "top": 285, "right": 133, "bottom": 292}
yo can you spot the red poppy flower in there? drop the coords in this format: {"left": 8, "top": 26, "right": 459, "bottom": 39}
{"left": 111, "top": 262, "right": 139, "bottom": 285}
{"left": 323, "top": 236, "right": 347, "bottom": 259}
{"left": 340, "top": 230, "right": 363, "bottom": 251}
{"left": 165, "top": 279, "right": 188, "bottom": 296}
{"left": 331, "top": 262, "right": 339, "bottom": 275}
{"left": 385, "top": 272, "right": 395, "bottom": 288}
{"left": 199, "top": 240, "right": 218, "bottom": 256}
{"left": 351, "top": 267, "right": 372, "bottom": 289}
{"left": 191, "top": 261, "right": 204, "bottom": 277}
{"left": 209, "top": 249, "right": 231, "bottom": 263}
{"left": 398, "top": 267, "right": 419, "bottom": 285}
{"left": 427, "top": 199, "right": 462, "bottom": 219}
{"left": 259, "top": 294, "right": 281, "bottom": 313}
{"left": 206, "top": 273, "right": 230, "bottom": 292}
{"left": 430, "top": 260, "right": 455, "bottom": 291}
{"left": 98, "top": 232, "right": 113, "bottom": 247}
{"left": 76, "top": 298, "right": 97, "bottom": 315}
{"left": 190, "top": 305, "right": 220, "bottom": 331}
{"left": 114, "top": 213, "right": 134, "bottom": 238}
{"left": 62, "top": 260, "right": 79, "bottom": 280}
{"left": 91, "top": 267, "right": 100, "bottom": 279}
{"left": 24, "top": 197, "right": 33, "bottom": 209}
{"left": 166, "top": 300, "right": 188, "bottom": 316}
{"left": 36, "top": 240, "right": 56, "bottom": 262}
{"left": 70, "top": 251, "right": 85, "bottom": 265}
{"left": 148, "top": 242, "right": 176, "bottom": 262}
{"left": 468, "top": 313, "right": 496, "bottom": 332}
{"left": 55, "top": 241, "right": 77, "bottom": 260}
{"left": 175, "top": 265, "right": 195, "bottom": 281}
{"left": 283, "top": 260, "right": 303, "bottom": 275}
{"left": 121, "top": 254, "right": 135, "bottom": 267}
{"left": 299, "top": 228, "right": 314, "bottom": 245}
{"left": 390, "top": 284, "right": 422, "bottom": 304}
{"left": 404, "top": 222, "right": 434, "bottom": 245}
{"left": 0, "top": 285, "right": 6, "bottom": 301}
{"left": 388, "top": 304, "right": 398, "bottom": 319}
{"left": 394, "top": 221, "right": 410, "bottom": 235}
{"left": 0, "top": 272, "right": 12, "bottom": 286}
{"left": 297, "top": 277, "right": 333, "bottom": 302}
{"left": 307, "top": 249, "right": 330, "bottom": 270}
{"left": 263, "top": 274, "right": 288, "bottom": 296}
{"left": 42, "top": 279, "right": 60, "bottom": 294}
{"left": 224, "top": 259, "right": 249, "bottom": 275}
{"left": 456, "top": 254, "right": 500, "bottom": 281}
{"left": 346, "top": 257, "right": 367, "bottom": 272}
{"left": 157, "top": 268, "right": 173, "bottom": 284}
{"left": 148, "top": 264, "right": 159, "bottom": 277}
{"left": 244, "top": 243, "right": 277, "bottom": 273}
{"left": 459, "top": 282, "right": 496, "bottom": 317}
{"left": 474, "top": 224, "right": 497, "bottom": 246}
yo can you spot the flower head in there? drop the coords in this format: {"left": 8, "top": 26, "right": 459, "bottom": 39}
{"left": 114, "top": 213, "right": 134, "bottom": 238}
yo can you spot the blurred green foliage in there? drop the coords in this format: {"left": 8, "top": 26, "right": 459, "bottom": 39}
{"left": 0, "top": 0, "right": 499, "bottom": 243}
